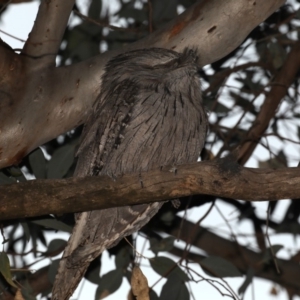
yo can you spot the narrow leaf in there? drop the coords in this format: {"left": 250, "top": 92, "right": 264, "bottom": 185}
{"left": 0, "top": 252, "right": 18, "bottom": 288}
{"left": 160, "top": 273, "right": 189, "bottom": 300}
{"left": 200, "top": 256, "right": 242, "bottom": 278}
{"left": 238, "top": 268, "right": 254, "bottom": 295}
{"left": 149, "top": 256, "right": 188, "bottom": 281}
{"left": 28, "top": 148, "right": 46, "bottom": 179}
{"left": 31, "top": 219, "right": 72, "bottom": 233}
{"left": 45, "top": 239, "right": 67, "bottom": 256}
{"left": 48, "top": 259, "right": 60, "bottom": 284}
{"left": 95, "top": 270, "right": 123, "bottom": 299}
{"left": 47, "top": 144, "right": 75, "bottom": 179}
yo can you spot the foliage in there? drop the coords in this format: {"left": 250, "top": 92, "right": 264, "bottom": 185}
{"left": 1, "top": 0, "right": 300, "bottom": 299}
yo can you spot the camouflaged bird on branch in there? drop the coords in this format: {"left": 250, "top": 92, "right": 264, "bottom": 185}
{"left": 52, "top": 47, "right": 208, "bottom": 300}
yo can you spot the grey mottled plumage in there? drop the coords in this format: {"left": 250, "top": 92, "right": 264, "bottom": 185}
{"left": 52, "top": 47, "right": 207, "bottom": 299}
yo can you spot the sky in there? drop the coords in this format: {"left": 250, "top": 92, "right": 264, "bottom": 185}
{"left": 1, "top": 1, "right": 300, "bottom": 300}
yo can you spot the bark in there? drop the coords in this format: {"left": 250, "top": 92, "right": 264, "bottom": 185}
{"left": 0, "top": 0, "right": 285, "bottom": 169}
{"left": 1, "top": 159, "right": 300, "bottom": 221}
{"left": 22, "top": 0, "right": 75, "bottom": 67}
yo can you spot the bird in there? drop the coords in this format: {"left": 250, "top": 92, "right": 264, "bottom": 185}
{"left": 52, "top": 47, "right": 208, "bottom": 300}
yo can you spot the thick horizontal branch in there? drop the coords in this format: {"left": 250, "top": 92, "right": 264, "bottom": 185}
{"left": 1, "top": 159, "right": 300, "bottom": 221}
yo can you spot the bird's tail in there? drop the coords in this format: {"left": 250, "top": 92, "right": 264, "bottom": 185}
{"left": 51, "top": 212, "right": 93, "bottom": 300}
{"left": 51, "top": 203, "right": 163, "bottom": 300}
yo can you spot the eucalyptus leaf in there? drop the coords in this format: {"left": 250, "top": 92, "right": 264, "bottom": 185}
{"left": 45, "top": 239, "right": 67, "bottom": 256}
{"left": 149, "top": 236, "right": 175, "bottom": 255}
{"left": 48, "top": 259, "right": 60, "bottom": 284}
{"left": 20, "top": 222, "right": 31, "bottom": 242}
{"left": 95, "top": 270, "right": 123, "bottom": 299}
{"left": 115, "top": 247, "right": 131, "bottom": 269}
{"left": 31, "top": 219, "right": 72, "bottom": 233}
{"left": 28, "top": 147, "right": 46, "bottom": 179}
{"left": 0, "top": 252, "right": 18, "bottom": 288}
{"left": 261, "top": 244, "right": 284, "bottom": 263}
{"left": 88, "top": 0, "right": 102, "bottom": 19}
{"left": 149, "top": 256, "right": 188, "bottom": 281}
{"left": 149, "top": 288, "right": 159, "bottom": 300}
{"left": 85, "top": 259, "right": 101, "bottom": 284}
{"left": 47, "top": 144, "right": 75, "bottom": 178}
{"left": 0, "top": 171, "right": 15, "bottom": 185}
{"left": 200, "top": 256, "right": 242, "bottom": 278}
{"left": 160, "top": 273, "right": 189, "bottom": 300}
{"left": 238, "top": 268, "right": 254, "bottom": 295}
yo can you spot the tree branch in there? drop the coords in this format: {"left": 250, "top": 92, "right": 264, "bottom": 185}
{"left": 0, "top": 0, "right": 285, "bottom": 169}
{"left": 1, "top": 160, "right": 300, "bottom": 221}
{"left": 22, "top": 0, "right": 75, "bottom": 67}
{"left": 238, "top": 39, "right": 300, "bottom": 165}
{"left": 132, "top": 0, "right": 285, "bottom": 64}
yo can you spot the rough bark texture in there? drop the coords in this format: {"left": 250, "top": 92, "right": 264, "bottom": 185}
{"left": 1, "top": 162, "right": 300, "bottom": 221}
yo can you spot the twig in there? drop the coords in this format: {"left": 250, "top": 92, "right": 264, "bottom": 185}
{"left": 265, "top": 204, "right": 281, "bottom": 274}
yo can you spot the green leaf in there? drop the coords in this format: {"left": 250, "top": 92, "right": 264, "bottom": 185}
{"left": 21, "top": 282, "right": 37, "bottom": 300}
{"left": 261, "top": 244, "right": 284, "bottom": 263}
{"left": 149, "top": 288, "right": 159, "bottom": 300}
{"left": 258, "top": 150, "right": 287, "bottom": 169}
{"left": 47, "top": 144, "right": 75, "bottom": 179}
{"left": 85, "top": 259, "right": 101, "bottom": 284}
{"left": 115, "top": 247, "right": 131, "bottom": 269}
{"left": 0, "top": 252, "right": 18, "bottom": 288}
{"left": 88, "top": 0, "right": 102, "bottom": 19}
{"left": 268, "top": 41, "right": 286, "bottom": 69}
{"left": 149, "top": 236, "right": 175, "bottom": 255}
{"left": 20, "top": 222, "right": 31, "bottom": 242}
{"left": 31, "top": 219, "right": 72, "bottom": 233}
{"left": 160, "top": 273, "right": 189, "bottom": 300}
{"left": 159, "top": 211, "right": 175, "bottom": 225}
{"left": 210, "top": 102, "right": 231, "bottom": 115}
{"left": 256, "top": 40, "right": 268, "bottom": 61}
{"left": 149, "top": 256, "right": 188, "bottom": 281}
{"left": 200, "top": 256, "right": 242, "bottom": 278}
{"left": 95, "top": 270, "right": 123, "bottom": 299}
{"left": 238, "top": 268, "right": 254, "bottom": 295}
{"left": 45, "top": 239, "right": 67, "bottom": 256}
{"left": 6, "top": 167, "right": 26, "bottom": 182}
{"left": 48, "top": 259, "right": 60, "bottom": 284}
{"left": 28, "top": 147, "right": 46, "bottom": 179}
{"left": 0, "top": 171, "right": 15, "bottom": 185}
{"left": 229, "top": 91, "right": 257, "bottom": 115}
